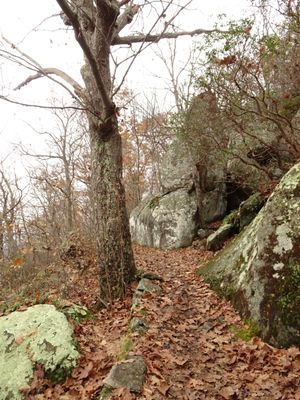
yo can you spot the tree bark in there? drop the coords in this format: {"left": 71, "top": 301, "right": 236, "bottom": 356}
{"left": 90, "top": 126, "right": 136, "bottom": 303}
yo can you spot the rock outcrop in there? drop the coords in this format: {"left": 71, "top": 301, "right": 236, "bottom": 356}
{"left": 130, "top": 189, "right": 197, "bottom": 249}
{"left": 199, "top": 163, "right": 300, "bottom": 347}
{"left": 130, "top": 139, "right": 226, "bottom": 249}
{"left": 0, "top": 304, "right": 79, "bottom": 399}
{"left": 159, "top": 141, "right": 194, "bottom": 193}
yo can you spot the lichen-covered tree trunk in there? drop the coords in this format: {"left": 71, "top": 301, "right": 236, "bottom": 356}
{"left": 90, "top": 126, "right": 136, "bottom": 303}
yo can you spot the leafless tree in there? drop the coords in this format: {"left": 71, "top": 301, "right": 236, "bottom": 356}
{"left": 0, "top": 167, "right": 23, "bottom": 259}
{"left": 121, "top": 92, "right": 173, "bottom": 211}
{"left": 154, "top": 39, "right": 197, "bottom": 112}
{"left": 20, "top": 105, "right": 88, "bottom": 235}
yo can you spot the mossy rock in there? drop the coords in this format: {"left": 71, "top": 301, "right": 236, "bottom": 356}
{"left": 199, "top": 162, "right": 300, "bottom": 348}
{"left": 222, "top": 209, "right": 240, "bottom": 231}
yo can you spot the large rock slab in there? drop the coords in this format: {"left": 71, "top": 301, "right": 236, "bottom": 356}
{"left": 130, "top": 189, "right": 197, "bottom": 249}
{"left": 199, "top": 162, "right": 300, "bottom": 347}
{"left": 0, "top": 304, "right": 79, "bottom": 399}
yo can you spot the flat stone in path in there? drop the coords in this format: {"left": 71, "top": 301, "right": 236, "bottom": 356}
{"left": 102, "top": 355, "right": 146, "bottom": 393}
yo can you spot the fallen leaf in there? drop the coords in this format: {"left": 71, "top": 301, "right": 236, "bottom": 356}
{"left": 219, "top": 386, "right": 235, "bottom": 399}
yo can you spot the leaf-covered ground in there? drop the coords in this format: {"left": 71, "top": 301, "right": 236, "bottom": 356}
{"left": 6, "top": 244, "right": 300, "bottom": 399}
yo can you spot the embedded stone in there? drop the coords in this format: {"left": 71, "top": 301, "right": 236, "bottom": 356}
{"left": 129, "top": 317, "right": 149, "bottom": 334}
{"left": 102, "top": 355, "right": 146, "bottom": 393}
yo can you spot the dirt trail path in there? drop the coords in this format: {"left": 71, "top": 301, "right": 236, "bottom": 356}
{"left": 133, "top": 245, "right": 300, "bottom": 400}
{"left": 25, "top": 245, "right": 300, "bottom": 399}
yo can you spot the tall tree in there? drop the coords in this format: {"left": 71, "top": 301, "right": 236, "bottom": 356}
{"left": 1, "top": 1, "right": 219, "bottom": 305}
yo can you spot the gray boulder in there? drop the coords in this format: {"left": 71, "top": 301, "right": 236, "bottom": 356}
{"left": 102, "top": 355, "right": 146, "bottom": 395}
{"left": 200, "top": 162, "right": 300, "bottom": 347}
{"left": 130, "top": 189, "right": 197, "bottom": 249}
{"left": 0, "top": 304, "right": 79, "bottom": 399}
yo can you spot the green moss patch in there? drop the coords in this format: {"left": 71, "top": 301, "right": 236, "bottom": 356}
{"left": 231, "top": 318, "right": 260, "bottom": 342}
{"left": 278, "top": 261, "right": 300, "bottom": 327}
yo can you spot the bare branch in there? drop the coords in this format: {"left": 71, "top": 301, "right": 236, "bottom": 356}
{"left": 114, "top": 4, "right": 140, "bottom": 36}
{"left": 113, "top": 28, "right": 221, "bottom": 45}
{"left": 2, "top": 35, "right": 84, "bottom": 102}
{"left": 1, "top": 35, "right": 42, "bottom": 69}
{"left": 14, "top": 67, "right": 84, "bottom": 96}
{"left": 0, "top": 95, "right": 86, "bottom": 111}
{"left": 118, "top": 0, "right": 131, "bottom": 6}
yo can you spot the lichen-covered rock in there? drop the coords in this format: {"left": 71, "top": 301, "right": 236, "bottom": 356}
{"left": 102, "top": 355, "right": 146, "bottom": 394}
{"left": 132, "top": 278, "right": 161, "bottom": 309}
{"left": 129, "top": 317, "right": 149, "bottom": 334}
{"left": 206, "top": 224, "right": 235, "bottom": 251}
{"left": 200, "top": 162, "right": 300, "bottom": 347}
{"left": 130, "top": 189, "right": 197, "bottom": 249}
{"left": 0, "top": 304, "right": 79, "bottom": 399}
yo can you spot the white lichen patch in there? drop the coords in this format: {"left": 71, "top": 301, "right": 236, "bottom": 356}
{"left": 273, "top": 224, "right": 293, "bottom": 255}
{"left": 272, "top": 273, "right": 281, "bottom": 279}
{"left": 0, "top": 305, "right": 79, "bottom": 400}
{"left": 273, "top": 263, "right": 284, "bottom": 271}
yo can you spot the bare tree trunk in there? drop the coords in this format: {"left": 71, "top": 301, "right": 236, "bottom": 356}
{"left": 0, "top": 221, "right": 3, "bottom": 259}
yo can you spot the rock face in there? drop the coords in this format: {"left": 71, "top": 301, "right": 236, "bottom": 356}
{"left": 130, "top": 140, "right": 198, "bottom": 250}
{"left": 0, "top": 304, "right": 79, "bottom": 399}
{"left": 130, "top": 189, "right": 197, "bottom": 249}
{"left": 159, "top": 141, "right": 194, "bottom": 192}
{"left": 199, "top": 163, "right": 300, "bottom": 348}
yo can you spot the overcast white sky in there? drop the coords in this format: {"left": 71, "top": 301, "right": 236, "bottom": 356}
{"left": 0, "top": 0, "right": 251, "bottom": 172}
